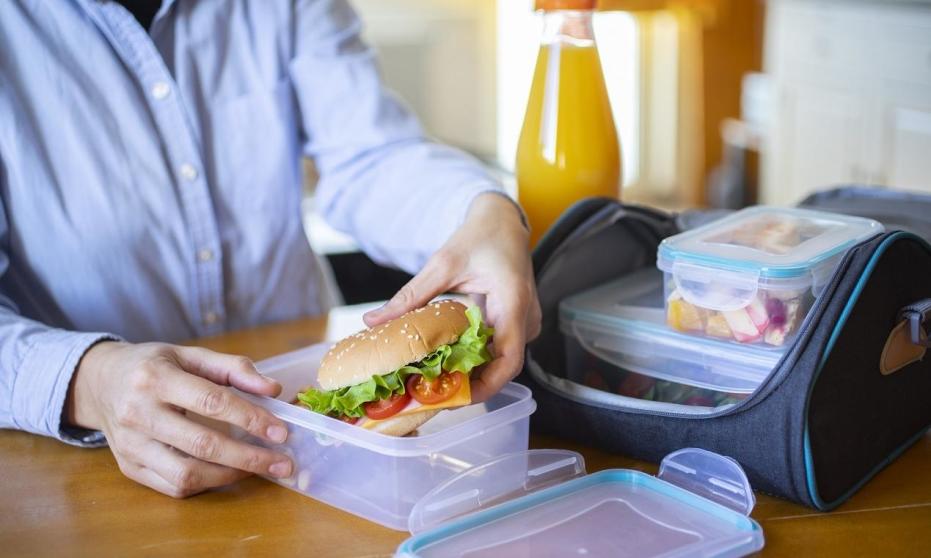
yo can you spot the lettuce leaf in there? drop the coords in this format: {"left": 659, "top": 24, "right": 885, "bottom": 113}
{"left": 296, "top": 305, "right": 494, "bottom": 418}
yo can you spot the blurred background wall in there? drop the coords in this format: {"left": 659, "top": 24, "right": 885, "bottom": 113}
{"left": 342, "top": 0, "right": 768, "bottom": 208}
{"left": 309, "top": 0, "right": 931, "bottom": 302}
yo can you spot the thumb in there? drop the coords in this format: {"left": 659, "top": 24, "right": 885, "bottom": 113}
{"left": 364, "top": 261, "right": 450, "bottom": 327}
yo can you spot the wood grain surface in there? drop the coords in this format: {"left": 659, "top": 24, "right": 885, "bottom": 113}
{"left": 1, "top": 313, "right": 928, "bottom": 557}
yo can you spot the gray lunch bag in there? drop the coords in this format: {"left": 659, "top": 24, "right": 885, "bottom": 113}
{"left": 518, "top": 188, "right": 931, "bottom": 510}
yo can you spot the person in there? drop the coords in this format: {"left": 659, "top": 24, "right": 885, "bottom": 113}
{"left": 0, "top": 0, "right": 541, "bottom": 498}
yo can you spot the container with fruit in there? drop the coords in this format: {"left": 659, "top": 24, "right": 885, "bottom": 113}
{"left": 658, "top": 207, "right": 882, "bottom": 348}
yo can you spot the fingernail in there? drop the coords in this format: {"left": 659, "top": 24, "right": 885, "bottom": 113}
{"left": 269, "top": 460, "right": 292, "bottom": 478}
{"left": 267, "top": 425, "right": 288, "bottom": 443}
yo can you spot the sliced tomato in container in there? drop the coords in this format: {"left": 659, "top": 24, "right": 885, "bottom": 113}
{"left": 407, "top": 372, "right": 464, "bottom": 405}
{"left": 363, "top": 392, "right": 412, "bottom": 420}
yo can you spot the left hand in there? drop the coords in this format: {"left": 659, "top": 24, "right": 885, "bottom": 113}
{"left": 363, "top": 193, "right": 542, "bottom": 402}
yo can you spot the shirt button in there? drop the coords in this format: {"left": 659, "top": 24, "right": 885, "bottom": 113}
{"left": 151, "top": 82, "right": 171, "bottom": 100}
{"left": 203, "top": 311, "right": 219, "bottom": 325}
{"left": 179, "top": 163, "right": 198, "bottom": 181}
{"left": 197, "top": 248, "right": 214, "bottom": 262}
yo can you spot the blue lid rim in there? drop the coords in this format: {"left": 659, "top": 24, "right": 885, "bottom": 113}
{"left": 396, "top": 468, "right": 764, "bottom": 556}
{"left": 657, "top": 241, "right": 853, "bottom": 279}
{"left": 657, "top": 206, "right": 883, "bottom": 279}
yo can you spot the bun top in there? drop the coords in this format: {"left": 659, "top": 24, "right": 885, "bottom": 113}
{"left": 318, "top": 299, "right": 470, "bottom": 390}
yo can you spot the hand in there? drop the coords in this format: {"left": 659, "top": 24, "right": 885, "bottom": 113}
{"left": 363, "top": 193, "right": 542, "bottom": 402}
{"left": 66, "top": 341, "right": 294, "bottom": 498}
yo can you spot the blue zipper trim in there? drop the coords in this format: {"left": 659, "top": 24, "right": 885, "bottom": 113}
{"left": 803, "top": 231, "right": 931, "bottom": 509}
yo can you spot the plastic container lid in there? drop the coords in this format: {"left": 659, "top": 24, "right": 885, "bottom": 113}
{"left": 560, "top": 268, "right": 784, "bottom": 393}
{"left": 395, "top": 448, "right": 764, "bottom": 557}
{"left": 657, "top": 206, "right": 882, "bottom": 287}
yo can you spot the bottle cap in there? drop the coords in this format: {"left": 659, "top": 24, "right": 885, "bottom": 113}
{"left": 536, "top": 0, "right": 597, "bottom": 11}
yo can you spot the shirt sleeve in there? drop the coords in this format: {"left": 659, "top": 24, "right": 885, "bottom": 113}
{"left": 0, "top": 183, "right": 116, "bottom": 447}
{"left": 289, "top": 0, "right": 508, "bottom": 274}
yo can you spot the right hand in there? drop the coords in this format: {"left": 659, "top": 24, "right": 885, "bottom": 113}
{"left": 66, "top": 341, "right": 294, "bottom": 498}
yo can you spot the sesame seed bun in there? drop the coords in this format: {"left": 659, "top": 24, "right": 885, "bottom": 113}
{"left": 318, "top": 299, "right": 471, "bottom": 391}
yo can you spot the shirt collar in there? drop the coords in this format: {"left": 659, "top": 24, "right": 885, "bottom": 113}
{"left": 73, "top": 0, "right": 177, "bottom": 26}
{"left": 152, "top": 0, "right": 176, "bottom": 25}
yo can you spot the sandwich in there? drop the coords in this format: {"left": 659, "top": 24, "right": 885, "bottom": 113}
{"left": 296, "top": 300, "right": 494, "bottom": 436}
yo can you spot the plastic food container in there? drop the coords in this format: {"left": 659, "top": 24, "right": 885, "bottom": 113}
{"left": 395, "top": 448, "right": 765, "bottom": 557}
{"left": 233, "top": 343, "right": 536, "bottom": 531}
{"left": 658, "top": 206, "right": 882, "bottom": 347}
{"left": 560, "top": 268, "right": 784, "bottom": 395}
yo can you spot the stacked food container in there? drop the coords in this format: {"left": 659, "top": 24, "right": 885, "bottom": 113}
{"left": 560, "top": 206, "right": 883, "bottom": 410}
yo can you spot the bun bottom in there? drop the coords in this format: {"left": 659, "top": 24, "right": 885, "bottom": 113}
{"left": 366, "top": 409, "right": 440, "bottom": 437}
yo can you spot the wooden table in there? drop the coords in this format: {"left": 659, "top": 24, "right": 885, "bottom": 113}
{"left": 2, "top": 313, "right": 929, "bottom": 557}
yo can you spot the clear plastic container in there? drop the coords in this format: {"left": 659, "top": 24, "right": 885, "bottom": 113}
{"left": 560, "top": 268, "right": 784, "bottom": 395}
{"left": 232, "top": 343, "right": 536, "bottom": 531}
{"left": 395, "top": 448, "right": 765, "bottom": 557}
{"left": 658, "top": 206, "right": 882, "bottom": 347}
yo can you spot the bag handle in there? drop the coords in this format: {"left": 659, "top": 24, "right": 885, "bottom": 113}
{"left": 898, "top": 299, "right": 931, "bottom": 348}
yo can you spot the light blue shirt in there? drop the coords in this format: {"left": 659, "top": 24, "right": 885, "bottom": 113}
{"left": 0, "top": 0, "right": 502, "bottom": 444}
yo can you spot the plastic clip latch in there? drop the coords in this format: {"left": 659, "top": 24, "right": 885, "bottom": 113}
{"left": 408, "top": 450, "right": 586, "bottom": 534}
{"left": 658, "top": 448, "right": 756, "bottom": 516}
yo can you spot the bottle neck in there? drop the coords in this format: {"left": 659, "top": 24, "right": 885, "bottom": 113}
{"left": 541, "top": 10, "right": 595, "bottom": 46}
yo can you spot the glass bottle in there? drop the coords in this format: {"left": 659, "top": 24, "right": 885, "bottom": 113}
{"left": 516, "top": 0, "right": 621, "bottom": 247}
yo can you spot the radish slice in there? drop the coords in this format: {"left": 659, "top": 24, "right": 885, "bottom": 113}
{"left": 746, "top": 298, "right": 770, "bottom": 331}
{"left": 723, "top": 308, "right": 763, "bottom": 342}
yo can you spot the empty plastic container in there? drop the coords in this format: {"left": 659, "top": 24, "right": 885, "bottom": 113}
{"left": 658, "top": 206, "right": 882, "bottom": 347}
{"left": 233, "top": 343, "right": 536, "bottom": 531}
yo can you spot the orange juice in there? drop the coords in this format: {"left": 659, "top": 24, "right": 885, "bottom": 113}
{"left": 517, "top": 22, "right": 621, "bottom": 247}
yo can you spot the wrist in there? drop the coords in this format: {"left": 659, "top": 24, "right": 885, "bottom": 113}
{"left": 65, "top": 340, "right": 122, "bottom": 430}
{"left": 469, "top": 192, "right": 530, "bottom": 236}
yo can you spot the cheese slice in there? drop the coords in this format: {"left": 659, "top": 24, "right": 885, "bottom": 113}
{"left": 359, "top": 376, "right": 472, "bottom": 430}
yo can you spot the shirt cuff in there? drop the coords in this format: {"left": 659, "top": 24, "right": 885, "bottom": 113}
{"left": 464, "top": 189, "right": 531, "bottom": 233}
{"left": 448, "top": 182, "right": 526, "bottom": 232}
{"left": 12, "top": 329, "right": 120, "bottom": 448}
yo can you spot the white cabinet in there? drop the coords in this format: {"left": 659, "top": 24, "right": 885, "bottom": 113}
{"left": 761, "top": 0, "right": 931, "bottom": 204}
{"left": 879, "top": 86, "right": 931, "bottom": 190}
{"left": 770, "top": 84, "right": 865, "bottom": 197}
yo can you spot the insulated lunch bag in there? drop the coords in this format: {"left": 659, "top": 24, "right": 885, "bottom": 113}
{"left": 518, "top": 192, "right": 931, "bottom": 510}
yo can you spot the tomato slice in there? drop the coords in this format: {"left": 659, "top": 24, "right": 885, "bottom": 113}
{"left": 406, "top": 372, "right": 464, "bottom": 405}
{"left": 616, "top": 372, "right": 656, "bottom": 399}
{"left": 363, "top": 391, "right": 412, "bottom": 420}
